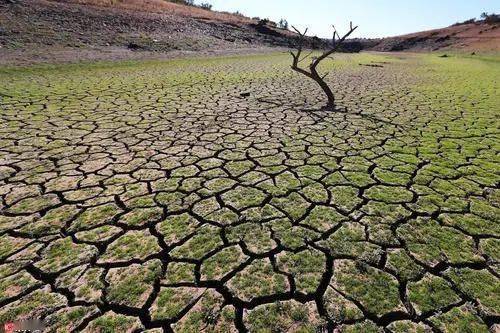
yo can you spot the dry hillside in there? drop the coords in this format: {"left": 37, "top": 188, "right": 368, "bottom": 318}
{"left": 373, "top": 21, "right": 500, "bottom": 52}
{"left": 0, "top": 0, "right": 302, "bottom": 64}
{"left": 0, "top": 0, "right": 499, "bottom": 65}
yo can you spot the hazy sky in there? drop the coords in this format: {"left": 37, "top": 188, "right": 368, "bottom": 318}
{"left": 202, "top": 0, "right": 499, "bottom": 38}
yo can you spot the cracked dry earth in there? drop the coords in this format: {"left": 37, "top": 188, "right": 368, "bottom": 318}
{"left": 0, "top": 52, "right": 499, "bottom": 332}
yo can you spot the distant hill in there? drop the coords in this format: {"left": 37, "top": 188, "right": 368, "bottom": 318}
{"left": 370, "top": 19, "right": 500, "bottom": 53}
{"left": 0, "top": 0, "right": 499, "bottom": 65}
{"left": 0, "top": 0, "right": 308, "bottom": 64}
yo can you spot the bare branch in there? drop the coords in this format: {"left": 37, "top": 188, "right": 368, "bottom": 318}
{"left": 298, "top": 51, "right": 314, "bottom": 63}
{"left": 312, "top": 24, "right": 358, "bottom": 70}
{"left": 291, "top": 26, "right": 308, "bottom": 37}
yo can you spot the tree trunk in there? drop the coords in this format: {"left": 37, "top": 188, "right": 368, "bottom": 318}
{"left": 311, "top": 68, "right": 335, "bottom": 109}
{"left": 289, "top": 23, "right": 358, "bottom": 111}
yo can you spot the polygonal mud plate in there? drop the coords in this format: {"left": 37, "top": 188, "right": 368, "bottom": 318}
{"left": 34, "top": 237, "right": 98, "bottom": 273}
{"left": 385, "top": 320, "right": 432, "bottom": 332}
{"left": 150, "top": 287, "right": 205, "bottom": 321}
{"left": 323, "top": 286, "right": 363, "bottom": 322}
{"left": 200, "top": 245, "right": 248, "bottom": 281}
{"left": 170, "top": 224, "right": 223, "bottom": 261}
{"left": 276, "top": 249, "right": 325, "bottom": 294}
{"left": 68, "top": 203, "right": 122, "bottom": 232}
{"left": 429, "top": 303, "right": 489, "bottom": 333}
{"left": 338, "top": 320, "right": 383, "bottom": 333}
{"left": 221, "top": 186, "right": 267, "bottom": 211}
{"left": 445, "top": 267, "right": 499, "bottom": 316}
{"left": 18, "top": 205, "right": 80, "bottom": 236}
{"left": 172, "top": 289, "right": 237, "bottom": 333}
{"left": 397, "top": 217, "right": 483, "bottom": 267}
{"left": 44, "top": 305, "right": 99, "bottom": 332}
{"left": 118, "top": 207, "right": 163, "bottom": 227}
{"left": 319, "top": 222, "right": 383, "bottom": 264}
{"left": 270, "top": 192, "right": 311, "bottom": 221}
{"left": 244, "top": 300, "right": 325, "bottom": 333}
{"left": 300, "top": 205, "right": 346, "bottom": 233}
{"left": 0, "top": 271, "right": 41, "bottom": 304}
{"left": 226, "top": 258, "right": 289, "bottom": 302}
{"left": 407, "top": 273, "right": 460, "bottom": 315}
{"left": 0, "top": 235, "right": 32, "bottom": 261}
{"left": 331, "top": 260, "right": 405, "bottom": 317}
{"left": 83, "top": 311, "right": 144, "bottom": 333}
{"left": 163, "top": 261, "right": 196, "bottom": 285}
{"left": 226, "top": 223, "right": 277, "bottom": 254}
{"left": 98, "top": 229, "right": 161, "bottom": 263}
{"left": 156, "top": 213, "right": 200, "bottom": 245}
{"left": 105, "top": 259, "right": 162, "bottom": 308}
{"left": 0, "top": 286, "right": 67, "bottom": 324}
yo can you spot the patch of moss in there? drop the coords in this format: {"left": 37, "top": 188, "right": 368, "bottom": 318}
{"left": 201, "top": 245, "right": 248, "bottom": 281}
{"left": 84, "top": 311, "right": 144, "bottom": 333}
{"left": 150, "top": 287, "right": 204, "bottom": 321}
{"left": 227, "top": 258, "right": 288, "bottom": 302}
{"left": 98, "top": 230, "right": 160, "bottom": 263}
{"left": 106, "top": 260, "right": 162, "bottom": 308}
{"left": 407, "top": 274, "right": 460, "bottom": 314}
{"left": 446, "top": 268, "right": 499, "bottom": 316}
{"left": 270, "top": 192, "right": 311, "bottom": 221}
{"left": 332, "top": 260, "right": 403, "bottom": 316}
{"left": 429, "top": 304, "right": 489, "bottom": 333}
{"left": 156, "top": 213, "right": 200, "bottom": 245}
{"left": 35, "top": 237, "right": 97, "bottom": 273}
{"left": 170, "top": 224, "right": 223, "bottom": 260}
{"left": 277, "top": 249, "right": 325, "bottom": 294}
{"left": 245, "top": 300, "right": 324, "bottom": 333}
{"left": 397, "top": 218, "right": 482, "bottom": 266}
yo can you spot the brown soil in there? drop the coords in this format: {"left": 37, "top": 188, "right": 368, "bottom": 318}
{"left": 372, "top": 21, "right": 500, "bottom": 52}
{"left": 1, "top": 0, "right": 498, "bottom": 66}
{"left": 0, "top": 0, "right": 299, "bottom": 65}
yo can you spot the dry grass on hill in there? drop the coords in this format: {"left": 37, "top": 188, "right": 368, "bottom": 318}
{"left": 55, "top": 0, "right": 254, "bottom": 24}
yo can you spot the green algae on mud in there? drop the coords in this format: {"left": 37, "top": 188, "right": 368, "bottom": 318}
{"left": 0, "top": 52, "right": 498, "bottom": 332}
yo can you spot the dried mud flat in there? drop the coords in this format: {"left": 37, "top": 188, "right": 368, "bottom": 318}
{"left": 0, "top": 53, "right": 499, "bottom": 332}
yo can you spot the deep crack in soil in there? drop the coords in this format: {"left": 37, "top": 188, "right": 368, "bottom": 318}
{"left": 0, "top": 52, "right": 499, "bottom": 332}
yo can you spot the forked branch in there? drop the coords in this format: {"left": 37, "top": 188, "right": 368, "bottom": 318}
{"left": 290, "top": 22, "right": 358, "bottom": 110}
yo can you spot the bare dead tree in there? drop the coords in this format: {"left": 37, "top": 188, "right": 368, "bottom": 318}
{"left": 290, "top": 22, "right": 358, "bottom": 110}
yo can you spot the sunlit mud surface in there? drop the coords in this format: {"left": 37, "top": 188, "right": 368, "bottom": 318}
{"left": 0, "top": 53, "right": 498, "bottom": 332}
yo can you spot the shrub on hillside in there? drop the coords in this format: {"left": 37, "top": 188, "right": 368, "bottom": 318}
{"left": 278, "top": 19, "right": 289, "bottom": 30}
{"left": 480, "top": 12, "right": 500, "bottom": 24}
{"left": 258, "top": 18, "right": 277, "bottom": 27}
{"left": 257, "top": 19, "right": 269, "bottom": 26}
{"left": 200, "top": 2, "right": 212, "bottom": 10}
{"left": 169, "top": 0, "right": 194, "bottom": 5}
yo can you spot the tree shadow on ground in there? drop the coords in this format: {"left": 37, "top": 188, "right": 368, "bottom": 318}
{"left": 258, "top": 96, "right": 407, "bottom": 130}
